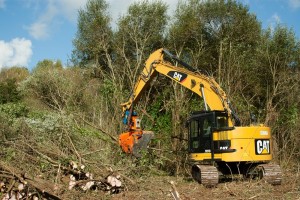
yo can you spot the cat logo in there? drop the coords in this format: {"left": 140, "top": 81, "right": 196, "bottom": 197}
{"left": 173, "top": 72, "right": 182, "bottom": 81}
{"left": 167, "top": 71, "right": 187, "bottom": 83}
{"left": 255, "top": 139, "right": 270, "bottom": 155}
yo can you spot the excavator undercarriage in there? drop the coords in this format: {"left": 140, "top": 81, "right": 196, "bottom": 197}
{"left": 191, "top": 162, "right": 282, "bottom": 186}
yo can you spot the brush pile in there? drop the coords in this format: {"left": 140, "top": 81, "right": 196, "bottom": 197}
{"left": 0, "top": 105, "right": 126, "bottom": 199}
{"left": 0, "top": 159, "right": 124, "bottom": 200}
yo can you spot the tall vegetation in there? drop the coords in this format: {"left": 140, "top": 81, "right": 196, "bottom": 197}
{"left": 2, "top": 0, "right": 298, "bottom": 179}
{"left": 69, "top": 0, "right": 300, "bottom": 172}
{"left": 257, "top": 25, "right": 300, "bottom": 166}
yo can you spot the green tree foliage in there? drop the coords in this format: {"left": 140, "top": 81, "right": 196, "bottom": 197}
{"left": 169, "top": 0, "right": 261, "bottom": 72}
{"left": 116, "top": 0, "right": 168, "bottom": 55}
{"left": 114, "top": 0, "right": 168, "bottom": 88}
{"left": 0, "top": 67, "right": 29, "bottom": 83}
{"left": 0, "top": 67, "right": 29, "bottom": 104}
{"left": 33, "top": 59, "right": 63, "bottom": 72}
{"left": 72, "top": 0, "right": 112, "bottom": 68}
{"left": 255, "top": 25, "right": 300, "bottom": 165}
{"left": 24, "top": 60, "right": 86, "bottom": 111}
{"left": 167, "top": 0, "right": 263, "bottom": 126}
{"left": 257, "top": 25, "right": 300, "bottom": 123}
{"left": 0, "top": 79, "right": 22, "bottom": 104}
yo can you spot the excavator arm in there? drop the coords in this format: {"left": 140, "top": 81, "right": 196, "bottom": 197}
{"left": 119, "top": 48, "right": 240, "bottom": 156}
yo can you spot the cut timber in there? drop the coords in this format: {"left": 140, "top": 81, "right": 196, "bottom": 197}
{"left": 0, "top": 161, "right": 61, "bottom": 200}
{"left": 107, "top": 175, "right": 122, "bottom": 187}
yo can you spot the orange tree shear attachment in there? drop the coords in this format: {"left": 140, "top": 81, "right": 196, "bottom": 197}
{"left": 119, "top": 131, "right": 142, "bottom": 154}
{"left": 119, "top": 110, "right": 154, "bottom": 157}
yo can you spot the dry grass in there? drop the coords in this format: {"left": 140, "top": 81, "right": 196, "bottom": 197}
{"left": 110, "top": 171, "right": 300, "bottom": 200}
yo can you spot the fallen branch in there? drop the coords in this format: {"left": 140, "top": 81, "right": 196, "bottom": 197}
{"left": 64, "top": 128, "right": 82, "bottom": 165}
{"left": 169, "top": 181, "right": 181, "bottom": 200}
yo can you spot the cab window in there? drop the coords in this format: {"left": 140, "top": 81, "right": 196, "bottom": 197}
{"left": 190, "top": 120, "right": 199, "bottom": 138}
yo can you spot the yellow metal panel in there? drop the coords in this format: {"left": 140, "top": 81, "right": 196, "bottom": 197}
{"left": 190, "top": 125, "right": 272, "bottom": 162}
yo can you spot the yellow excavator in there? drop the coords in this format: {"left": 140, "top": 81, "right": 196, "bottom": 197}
{"left": 119, "top": 48, "right": 282, "bottom": 186}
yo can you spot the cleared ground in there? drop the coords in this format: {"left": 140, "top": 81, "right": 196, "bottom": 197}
{"left": 61, "top": 171, "right": 299, "bottom": 200}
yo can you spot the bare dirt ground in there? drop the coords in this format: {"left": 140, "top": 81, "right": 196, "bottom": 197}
{"left": 112, "top": 174, "right": 299, "bottom": 200}
{"left": 62, "top": 171, "right": 300, "bottom": 200}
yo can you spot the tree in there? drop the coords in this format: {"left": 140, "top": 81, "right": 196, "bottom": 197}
{"left": 0, "top": 67, "right": 29, "bottom": 83}
{"left": 68, "top": 0, "right": 300, "bottom": 173}
{"left": 0, "top": 79, "right": 21, "bottom": 104}
{"left": 256, "top": 25, "right": 300, "bottom": 165}
{"left": 72, "top": 0, "right": 112, "bottom": 69}
{"left": 166, "top": 0, "right": 262, "bottom": 156}
{"left": 167, "top": 0, "right": 262, "bottom": 125}
{"left": 33, "top": 59, "right": 63, "bottom": 72}
{"left": 257, "top": 25, "right": 299, "bottom": 125}
{"left": 114, "top": 0, "right": 168, "bottom": 88}
{"left": 0, "top": 67, "right": 28, "bottom": 104}
{"left": 25, "top": 60, "right": 85, "bottom": 111}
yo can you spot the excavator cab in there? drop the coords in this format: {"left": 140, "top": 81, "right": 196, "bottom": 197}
{"left": 187, "top": 111, "right": 234, "bottom": 158}
{"left": 188, "top": 112, "right": 214, "bottom": 154}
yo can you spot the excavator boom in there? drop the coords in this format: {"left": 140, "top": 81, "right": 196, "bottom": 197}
{"left": 121, "top": 48, "right": 229, "bottom": 111}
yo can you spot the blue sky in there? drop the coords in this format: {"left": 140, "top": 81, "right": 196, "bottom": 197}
{"left": 0, "top": 0, "right": 299, "bottom": 71}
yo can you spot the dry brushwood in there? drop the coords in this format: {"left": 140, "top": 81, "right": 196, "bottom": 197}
{"left": 0, "top": 159, "right": 126, "bottom": 200}
{"left": 0, "top": 161, "right": 61, "bottom": 200}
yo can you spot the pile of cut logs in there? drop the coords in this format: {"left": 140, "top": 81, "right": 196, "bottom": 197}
{"left": 0, "top": 161, "right": 123, "bottom": 200}
{"left": 68, "top": 161, "right": 123, "bottom": 194}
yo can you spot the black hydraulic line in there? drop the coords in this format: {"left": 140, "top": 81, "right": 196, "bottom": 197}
{"left": 162, "top": 49, "right": 194, "bottom": 70}
{"left": 162, "top": 49, "right": 209, "bottom": 75}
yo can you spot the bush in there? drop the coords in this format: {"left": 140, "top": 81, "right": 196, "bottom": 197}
{"left": 0, "top": 78, "right": 22, "bottom": 104}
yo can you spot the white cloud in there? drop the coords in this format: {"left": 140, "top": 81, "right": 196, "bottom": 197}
{"left": 267, "top": 13, "right": 281, "bottom": 34}
{"left": 107, "top": 0, "right": 179, "bottom": 28}
{"left": 0, "top": 38, "right": 33, "bottom": 69}
{"left": 27, "top": 22, "right": 49, "bottom": 40}
{"left": 289, "top": 0, "right": 300, "bottom": 9}
{"left": 0, "top": 0, "right": 5, "bottom": 8}
{"left": 271, "top": 13, "right": 281, "bottom": 23}
{"left": 27, "top": 1, "right": 58, "bottom": 39}
{"left": 26, "top": 0, "right": 87, "bottom": 39}
{"left": 27, "top": 0, "right": 179, "bottom": 39}
{"left": 58, "top": 0, "right": 88, "bottom": 22}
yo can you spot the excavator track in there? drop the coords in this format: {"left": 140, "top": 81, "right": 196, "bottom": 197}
{"left": 258, "top": 163, "right": 282, "bottom": 185}
{"left": 192, "top": 165, "right": 219, "bottom": 186}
